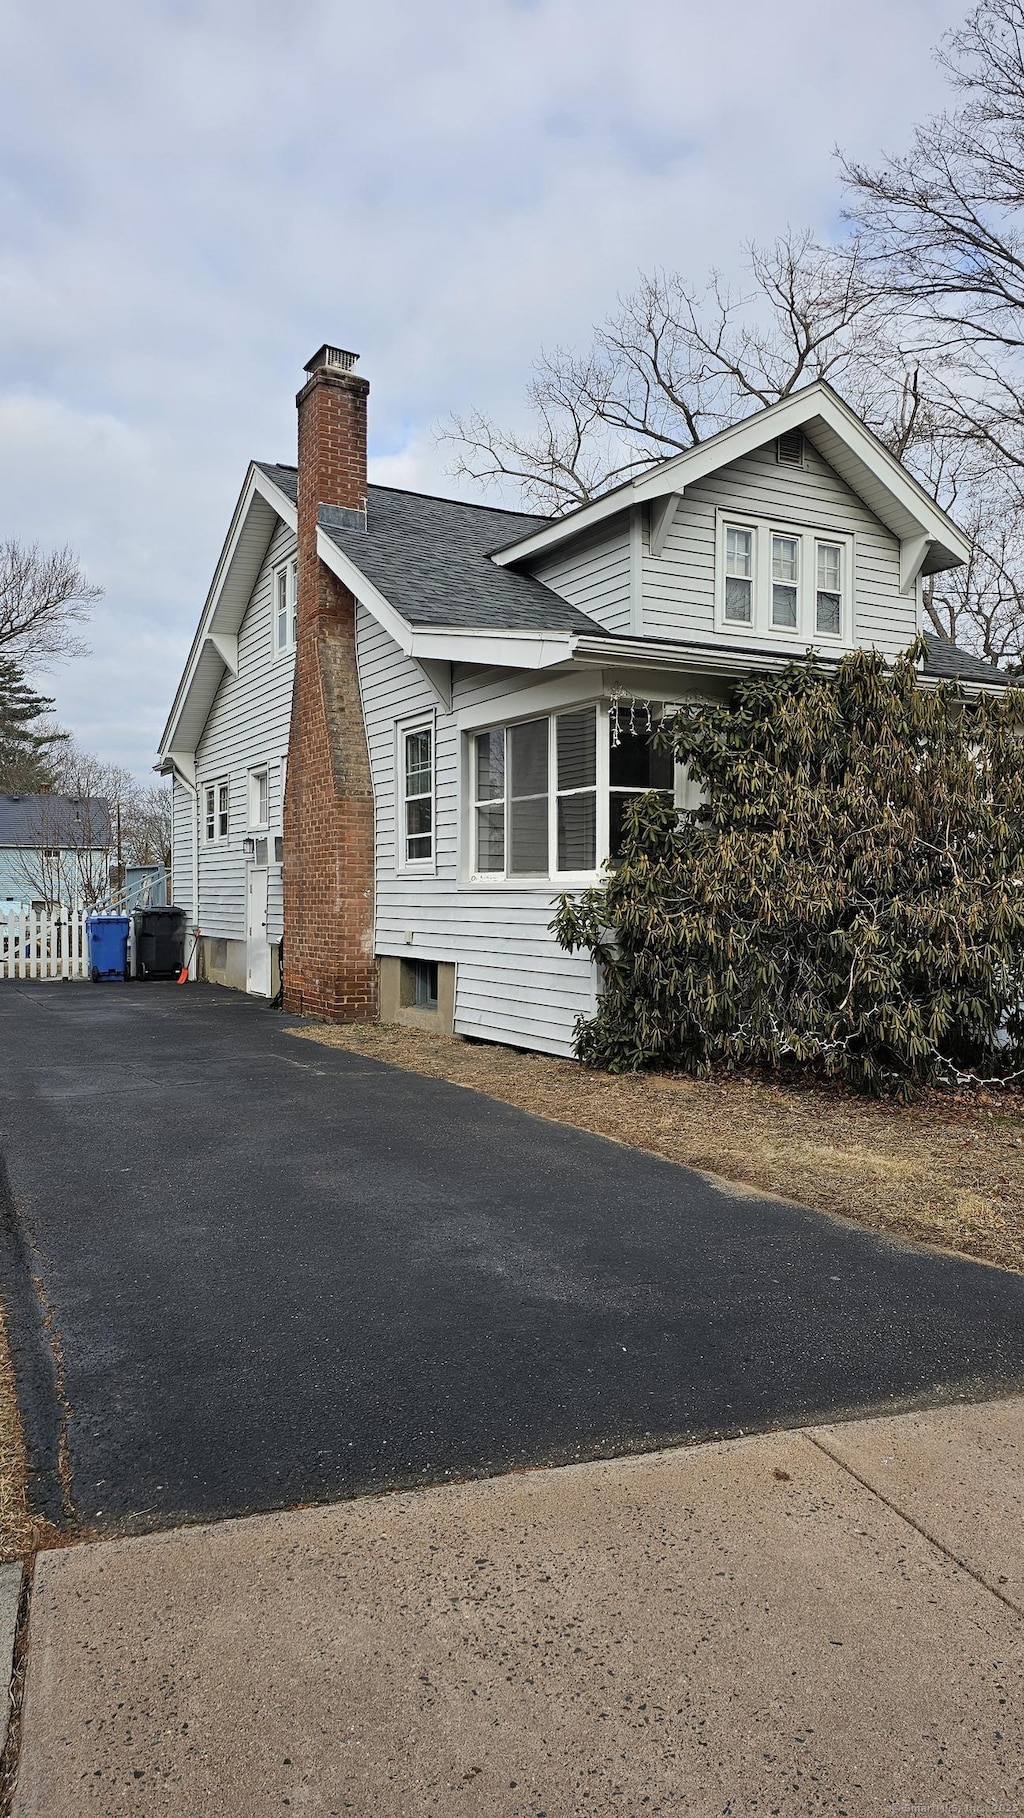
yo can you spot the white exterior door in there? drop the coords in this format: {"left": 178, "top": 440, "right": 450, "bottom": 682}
{"left": 246, "top": 866, "right": 271, "bottom": 996}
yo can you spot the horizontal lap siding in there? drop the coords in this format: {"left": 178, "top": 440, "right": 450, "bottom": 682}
{"left": 170, "top": 778, "right": 195, "bottom": 922}
{"left": 532, "top": 522, "right": 631, "bottom": 633}
{"left": 194, "top": 520, "right": 296, "bottom": 942}
{"left": 642, "top": 440, "right": 913, "bottom": 655}
{"left": 356, "top": 609, "right": 596, "bottom": 1057}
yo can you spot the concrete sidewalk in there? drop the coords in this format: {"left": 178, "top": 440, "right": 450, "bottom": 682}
{"left": 10, "top": 1396, "right": 1024, "bottom": 1816}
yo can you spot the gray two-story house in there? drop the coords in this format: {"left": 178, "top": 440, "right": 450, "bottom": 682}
{"left": 159, "top": 347, "right": 1001, "bottom": 1055}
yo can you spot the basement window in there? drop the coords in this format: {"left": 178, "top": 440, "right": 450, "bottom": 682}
{"left": 401, "top": 958, "right": 438, "bottom": 1010}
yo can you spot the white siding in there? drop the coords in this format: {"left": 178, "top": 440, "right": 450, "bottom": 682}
{"left": 639, "top": 439, "right": 913, "bottom": 654}
{"left": 531, "top": 521, "right": 632, "bottom": 633}
{"left": 357, "top": 608, "right": 598, "bottom": 1057}
{"left": 193, "top": 519, "right": 295, "bottom": 942}
{"left": 170, "top": 776, "right": 195, "bottom": 923}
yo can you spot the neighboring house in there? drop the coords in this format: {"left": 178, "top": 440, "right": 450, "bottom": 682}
{"left": 158, "top": 346, "right": 1006, "bottom": 1055}
{"left": 0, "top": 793, "right": 113, "bottom": 911}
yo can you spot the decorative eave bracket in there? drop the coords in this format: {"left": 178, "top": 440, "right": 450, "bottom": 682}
{"left": 649, "top": 491, "right": 683, "bottom": 559}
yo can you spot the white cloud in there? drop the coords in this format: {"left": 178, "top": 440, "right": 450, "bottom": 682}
{"left": 0, "top": 0, "right": 970, "bottom": 774}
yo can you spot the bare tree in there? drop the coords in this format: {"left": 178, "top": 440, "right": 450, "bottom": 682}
{"left": 0, "top": 541, "right": 101, "bottom": 665}
{"left": 443, "top": 233, "right": 924, "bottom": 514}
{"left": 123, "top": 784, "right": 172, "bottom": 869}
{"left": 11, "top": 791, "right": 113, "bottom": 912}
{"left": 841, "top": 0, "right": 1024, "bottom": 492}
{"left": 52, "top": 740, "right": 172, "bottom": 869}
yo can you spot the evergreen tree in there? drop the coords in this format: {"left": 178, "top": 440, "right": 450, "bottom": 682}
{"left": 0, "top": 656, "right": 65, "bottom": 792}
{"left": 553, "top": 643, "right": 1024, "bottom": 1098}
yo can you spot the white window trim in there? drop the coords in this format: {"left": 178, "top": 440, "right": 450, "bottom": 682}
{"left": 202, "top": 777, "right": 230, "bottom": 844}
{"left": 248, "top": 766, "right": 269, "bottom": 832}
{"left": 272, "top": 556, "right": 298, "bottom": 658}
{"left": 396, "top": 712, "right": 437, "bottom": 875}
{"left": 715, "top": 509, "right": 854, "bottom": 647}
{"left": 464, "top": 703, "right": 682, "bottom": 890}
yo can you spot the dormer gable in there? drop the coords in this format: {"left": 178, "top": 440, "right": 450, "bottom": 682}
{"left": 492, "top": 384, "right": 970, "bottom": 658}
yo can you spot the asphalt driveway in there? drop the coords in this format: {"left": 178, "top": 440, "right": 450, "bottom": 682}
{"left": 3, "top": 981, "right": 1024, "bottom": 1537}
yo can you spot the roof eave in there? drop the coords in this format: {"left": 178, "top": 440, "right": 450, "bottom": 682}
{"left": 490, "top": 382, "right": 970, "bottom": 574}
{"left": 157, "top": 464, "right": 298, "bottom": 761}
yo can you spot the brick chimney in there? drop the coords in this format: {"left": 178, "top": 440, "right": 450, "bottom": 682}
{"left": 283, "top": 346, "right": 377, "bottom": 1022}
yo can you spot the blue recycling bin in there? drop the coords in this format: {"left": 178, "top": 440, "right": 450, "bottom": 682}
{"left": 87, "top": 914, "right": 130, "bottom": 982}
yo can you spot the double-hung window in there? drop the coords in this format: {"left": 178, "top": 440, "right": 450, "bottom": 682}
{"left": 204, "top": 779, "right": 229, "bottom": 843}
{"left": 274, "top": 558, "right": 298, "bottom": 655}
{"left": 771, "top": 533, "right": 799, "bottom": 628}
{"left": 815, "top": 541, "right": 843, "bottom": 635}
{"left": 724, "top": 526, "right": 754, "bottom": 623}
{"left": 401, "top": 723, "right": 434, "bottom": 867}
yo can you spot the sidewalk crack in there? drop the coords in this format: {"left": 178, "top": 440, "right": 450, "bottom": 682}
{"left": 803, "top": 1430, "right": 1023, "bottom": 1620}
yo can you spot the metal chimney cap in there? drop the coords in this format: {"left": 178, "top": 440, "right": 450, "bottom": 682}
{"left": 304, "top": 344, "right": 360, "bottom": 376}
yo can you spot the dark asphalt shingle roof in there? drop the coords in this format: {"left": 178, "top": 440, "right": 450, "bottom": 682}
{"left": 323, "top": 487, "right": 601, "bottom": 636}
{"left": 258, "top": 461, "right": 595, "bottom": 635}
{"left": 921, "top": 632, "right": 1012, "bottom": 686}
{"left": 256, "top": 462, "right": 298, "bottom": 504}
{"left": 0, "top": 794, "right": 111, "bottom": 849}
{"left": 255, "top": 463, "right": 1013, "bottom": 684}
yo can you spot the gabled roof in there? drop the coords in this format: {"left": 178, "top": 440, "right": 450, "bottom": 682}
{"left": 158, "top": 462, "right": 298, "bottom": 772}
{"left": 263, "top": 463, "right": 595, "bottom": 635}
{"left": 490, "top": 381, "right": 971, "bottom": 580}
{"left": 160, "top": 398, "right": 1005, "bottom": 772}
{"left": 0, "top": 794, "right": 111, "bottom": 849}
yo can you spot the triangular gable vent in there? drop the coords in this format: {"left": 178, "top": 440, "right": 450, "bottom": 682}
{"left": 776, "top": 429, "right": 805, "bottom": 466}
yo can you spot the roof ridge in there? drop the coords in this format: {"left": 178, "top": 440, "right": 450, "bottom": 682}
{"left": 366, "top": 482, "right": 549, "bottom": 521}
{"left": 255, "top": 461, "right": 550, "bottom": 524}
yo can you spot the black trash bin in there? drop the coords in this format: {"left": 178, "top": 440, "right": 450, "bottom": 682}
{"left": 133, "top": 905, "right": 187, "bottom": 980}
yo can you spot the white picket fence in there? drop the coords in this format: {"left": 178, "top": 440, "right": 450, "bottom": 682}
{"left": 0, "top": 907, "right": 90, "bottom": 980}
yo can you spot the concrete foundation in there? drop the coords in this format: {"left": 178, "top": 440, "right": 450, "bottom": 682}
{"left": 378, "top": 954, "right": 455, "bottom": 1034}
{"left": 197, "top": 936, "right": 247, "bottom": 993}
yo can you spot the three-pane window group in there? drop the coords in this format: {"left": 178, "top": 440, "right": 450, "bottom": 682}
{"left": 725, "top": 525, "right": 845, "bottom": 637}
{"left": 473, "top": 707, "right": 673, "bottom": 877}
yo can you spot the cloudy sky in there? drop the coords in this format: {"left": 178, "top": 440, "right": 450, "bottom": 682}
{"left": 0, "top": 0, "right": 968, "bottom": 779}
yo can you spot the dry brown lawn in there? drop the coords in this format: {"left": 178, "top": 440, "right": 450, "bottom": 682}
{"left": 292, "top": 1021, "right": 1024, "bottom": 1275}
{"left": 0, "top": 1313, "right": 54, "bottom": 1566}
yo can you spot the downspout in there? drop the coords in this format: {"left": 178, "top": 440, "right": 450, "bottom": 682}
{"left": 162, "top": 761, "right": 201, "bottom": 979}
{"left": 191, "top": 779, "right": 199, "bottom": 978}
